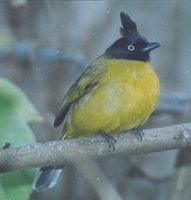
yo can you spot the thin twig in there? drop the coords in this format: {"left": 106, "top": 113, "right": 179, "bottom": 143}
{"left": 0, "top": 123, "right": 191, "bottom": 173}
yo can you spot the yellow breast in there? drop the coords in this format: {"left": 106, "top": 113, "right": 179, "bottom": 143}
{"left": 66, "top": 59, "right": 160, "bottom": 138}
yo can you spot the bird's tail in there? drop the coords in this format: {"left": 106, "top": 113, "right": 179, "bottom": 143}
{"left": 32, "top": 165, "right": 64, "bottom": 192}
{"left": 33, "top": 132, "right": 67, "bottom": 192}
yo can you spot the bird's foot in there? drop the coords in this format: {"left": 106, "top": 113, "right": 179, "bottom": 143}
{"left": 100, "top": 132, "right": 116, "bottom": 151}
{"left": 131, "top": 128, "right": 144, "bottom": 142}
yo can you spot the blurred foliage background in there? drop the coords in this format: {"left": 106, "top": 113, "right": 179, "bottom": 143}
{"left": 1, "top": 0, "right": 191, "bottom": 200}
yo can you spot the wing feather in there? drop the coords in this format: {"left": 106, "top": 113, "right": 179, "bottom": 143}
{"left": 54, "top": 57, "right": 106, "bottom": 127}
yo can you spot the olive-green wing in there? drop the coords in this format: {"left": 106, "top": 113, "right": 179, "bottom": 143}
{"left": 54, "top": 57, "right": 106, "bottom": 127}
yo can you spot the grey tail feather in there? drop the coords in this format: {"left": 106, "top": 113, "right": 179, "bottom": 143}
{"left": 32, "top": 165, "right": 64, "bottom": 192}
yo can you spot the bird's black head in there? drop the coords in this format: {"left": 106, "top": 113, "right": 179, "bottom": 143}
{"left": 105, "top": 12, "right": 160, "bottom": 61}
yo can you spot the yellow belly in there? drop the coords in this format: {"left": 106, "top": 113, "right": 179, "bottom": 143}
{"left": 65, "top": 59, "right": 160, "bottom": 138}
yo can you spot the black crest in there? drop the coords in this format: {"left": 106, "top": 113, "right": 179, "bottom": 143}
{"left": 105, "top": 12, "right": 160, "bottom": 61}
{"left": 120, "top": 12, "right": 138, "bottom": 37}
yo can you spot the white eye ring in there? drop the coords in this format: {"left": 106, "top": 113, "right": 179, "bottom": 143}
{"left": 128, "top": 45, "right": 135, "bottom": 51}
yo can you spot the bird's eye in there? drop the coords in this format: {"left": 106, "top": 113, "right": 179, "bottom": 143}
{"left": 128, "top": 45, "right": 135, "bottom": 51}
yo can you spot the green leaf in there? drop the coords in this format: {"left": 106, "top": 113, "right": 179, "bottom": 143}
{"left": 0, "top": 77, "right": 43, "bottom": 200}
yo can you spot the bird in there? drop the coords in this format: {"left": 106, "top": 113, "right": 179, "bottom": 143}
{"left": 33, "top": 11, "right": 160, "bottom": 192}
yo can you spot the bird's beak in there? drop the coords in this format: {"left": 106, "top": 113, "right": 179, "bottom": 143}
{"left": 143, "top": 42, "right": 160, "bottom": 52}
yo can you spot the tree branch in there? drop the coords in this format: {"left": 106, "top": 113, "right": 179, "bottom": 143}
{"left": 1, "top": 123, "right": 191, "bottom": 173}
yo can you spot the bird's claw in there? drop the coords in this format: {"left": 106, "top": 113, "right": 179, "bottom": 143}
{"left": 132, "top": 128, "right": 144, "bottom": 142}
{"left": 100, "top": 132, "right": 116, "bottom": 151}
